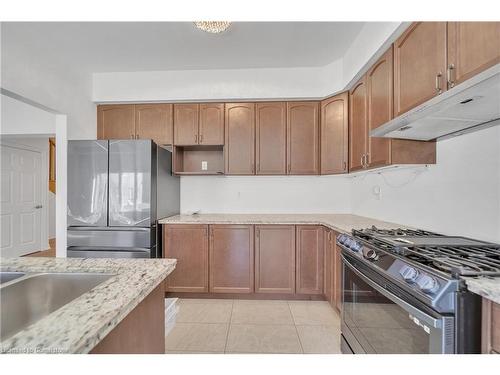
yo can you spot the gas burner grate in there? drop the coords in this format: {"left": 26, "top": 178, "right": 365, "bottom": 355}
{"left": 402, "top": 245, "right": 500, "bottom": 277}
{"left": 352, "top": 227, "right": 500, "bottom": 278}
{"left": 354, "top": 226, "right": 441, "bottom": 237}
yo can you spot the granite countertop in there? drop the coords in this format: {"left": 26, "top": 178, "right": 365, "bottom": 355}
{"left": 0, "top": 257, "right": 176, "bottom": 354}
{"left": 158, "top": 213, "right": 407, "bottom": 234}
{"left": 465, "top": 278, "right": 500, "bottom": 304}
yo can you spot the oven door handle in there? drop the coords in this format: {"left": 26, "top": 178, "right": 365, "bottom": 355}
{"left": 342, "top": 254, "right": 444, "bottom": 329}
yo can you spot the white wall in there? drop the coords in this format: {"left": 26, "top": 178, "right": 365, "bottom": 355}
{"left": 181, "top": 175, "right": 352, "bottom": 214}
{"left": 92, "top": 61, "right": 344, "bottom": 103}
{"left": 1, "top": 25, "right": 95, "bottom": 139}
{"left": 350, "top": 126, "right": 500, "bottom": 243}
{"left": 1, "top": 94, "right": 57, "bottom": 135}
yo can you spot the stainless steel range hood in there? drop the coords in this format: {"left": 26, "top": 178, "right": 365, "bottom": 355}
{"left": 371, "top": 64, "right": 500, "bottom": 141}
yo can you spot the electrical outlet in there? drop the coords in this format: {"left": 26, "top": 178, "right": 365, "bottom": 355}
{"left": 372, "top": 185, "right": 382, "bottom": 200}
{"left": 201, "top": 161, "right": 208, "bottom": 171}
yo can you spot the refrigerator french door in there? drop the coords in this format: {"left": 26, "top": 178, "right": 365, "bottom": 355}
{"left": 67, "top": 140, "right": 177, "bottom": 258}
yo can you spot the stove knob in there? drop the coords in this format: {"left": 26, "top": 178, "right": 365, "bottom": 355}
{"left": 399, "top": 266, "right": 419, "bottom": 283}
{"left": 417, "top": 275, "right": 439, "bottom": 294}
{"left": 363, "top": 247, "right": 378, "bottom": 260}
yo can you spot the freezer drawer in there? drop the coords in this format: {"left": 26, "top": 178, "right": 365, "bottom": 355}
{"left": 67, "top": 227, "right": 151, "bottom": 248}
{"left": 67, "top": 248, "right": 151, "bottom": 259}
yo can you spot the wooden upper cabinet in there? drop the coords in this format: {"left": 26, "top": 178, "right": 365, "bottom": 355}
{"left": 320, "top": 93, "right": 348, "bottom": 174}
{"left": 447, "top": 22, "right": 500, "bottom": 88}
{"left": 174, "top": 104, "right": 199, "bottom": 145}
{"left": 97, "top": 105, "right": 136, "bottom": 140}
{"left": 199, "top": 103, "right": 224, "bottom": 145}
{"left": 224, "top": 103, "right": 255, "bottom": 175}
{"left": 367, "top": 47, "right": 393, "bottom": 168}
{"left": 209, "top": 225, "right": 254, "bottom": 294}
{"left": 135, "top": 104, "right": 173, "bottom": 145}
{"left": 296, "top": 225, "right": 324, "bottom": 295}
{"left": 163, "top": 224, "right": 209, "bottom": 293}
{"left": 255, "top": 102, "right": 287, "bottom": 175}
{"left": 287, "top": 102, "right": 320, "bottom": 175}
{"left": 349, "top": 77, "right": 368, "bottom": 172}
{"left": 393, "top": 22, "right": 447, "bottom": 117}
{"left": 255, "top": 225, "right": 295, "bottom": 294}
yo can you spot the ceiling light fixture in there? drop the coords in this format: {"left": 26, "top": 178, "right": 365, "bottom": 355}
{"left": 194, "top": 21, "right": 231, "bottom": 34}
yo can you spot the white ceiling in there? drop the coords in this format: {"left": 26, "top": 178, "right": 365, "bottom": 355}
{"left": 1, "top": 22, "right": 365, "bottom": 73}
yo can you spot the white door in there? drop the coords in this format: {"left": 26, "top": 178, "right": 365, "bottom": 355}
{"left": 1, "top": 145, "right": 42, "bottom": 257}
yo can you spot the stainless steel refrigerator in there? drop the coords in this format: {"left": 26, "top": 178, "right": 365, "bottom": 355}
{"left": 67, "top": 140, "right": 179, "bottom": 258}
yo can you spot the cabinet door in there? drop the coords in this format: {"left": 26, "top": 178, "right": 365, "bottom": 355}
{"left": 209, "top": 225, "right": 254, "bottom": 293}
{"left": 255, "top": 225, "right": 295, "bottom": 294}
{"left": 333, "top": 232, "right": 342, "bottom": 312}
{"left": 224, "top": 103, "right": 255, "bottom": 175}
{"left": 296, "top": 226, "right": 324, "bottom": 295}
{"left": 97, "top": 105, "right": 136, "bottom": 140}
{"left": 255, "top": 102, "right": 287, "bottom": 175}
{"left": 287, "top": 102, "right": 320, "bottom": 175}
{"left": 323, "top": 229, "right": 334, "bottom": 305}
{"left": 163, "top": 225, "right": 209, "bottom": 293}
{"left": 394, "top": 22, "right": 447, "bottom": 117}
{"left": 199, "top": 103, "right": 224, "bottom": 145}
{"left": 448, "top": 22, "right": 500, "bottom": 87}
{"left": 320, "top": 93, "right": 348, "bottom": 174}
{"left": 135, "top": 104, "right": 173, "bottom": 145}
{"left": 173, "top": 104, "right": 199, "bottom": 145}
{"left": 367, "top": 47, "right": 393, "bottom": 168}
{"left": 349, "top": 78, "right": 368, "bottom": 172}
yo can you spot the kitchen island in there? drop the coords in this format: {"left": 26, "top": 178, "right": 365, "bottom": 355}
{"left": 0, "top": 257, "right": 176, "bottom": 354}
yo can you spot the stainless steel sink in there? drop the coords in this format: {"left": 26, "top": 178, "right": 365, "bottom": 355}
{"left": 0, "top": 272, "right": 26, "bottom": 284}
{"left": 0, "top": 272, "right": 113, "bottom": 341}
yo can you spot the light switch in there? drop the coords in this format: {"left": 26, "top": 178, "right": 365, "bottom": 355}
{"left": 201, "top": 161, "right": 208, "bottom": 171}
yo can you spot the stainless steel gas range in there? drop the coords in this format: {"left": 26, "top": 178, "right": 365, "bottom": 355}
{"left": 337, "top": 227, "right": 500, "bottom": 354}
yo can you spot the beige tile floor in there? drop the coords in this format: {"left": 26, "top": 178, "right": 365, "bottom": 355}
{"left": 165, "top": 299, "right": 342, "bottom": 354}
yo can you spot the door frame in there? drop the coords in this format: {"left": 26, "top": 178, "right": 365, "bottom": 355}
{"left": 1, "top": 89, "right": 68, "bottom": 257}
{"left": 0, "top": 140, "right": 47, "bottom": 255}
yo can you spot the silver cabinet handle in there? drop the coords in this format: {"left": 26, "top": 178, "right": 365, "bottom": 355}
{"left": 365, "top": 153, "right": 370, "bottom": 167}
{"left": 435, "top": 72, "right": 443, "bottom": 94}
{"left": 343, "top": 161, "right": 347, "bottom": 171}
{"left": 35, "top": 205, "right": 42, "bottom": 209}
{"left": 130, "top": 134, "right": 134, "bottom": 139}
{"left": 360, "top": 155, "right": 364, "bottom": 167}
{"left": 447, "top": 64, "right": 455, "bottom": 89}
{"left": 195, "top": 134, "right": 198, "bottom": 143}
{"left": 199, "top": 134, "right": 203, "bottom": 143}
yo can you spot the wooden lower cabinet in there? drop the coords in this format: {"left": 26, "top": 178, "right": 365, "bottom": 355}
{"left": 324, "top": 229, "right": 342, "bottom": 312}
{"left": 163, "top": 225, "right": 209, "bottom": 292}
{"left": 323, "top": 229, "right": 334, "bottom": 305}
{"left": 209, "top": 225, "right": 254, "bottom": 293}
{"left": 333, "top": 231, "right": 342, "bottom": 312}
{"left": 255, "top": 225, "right": 295, "bottom": 294}
{"left": 90, "top": 283, "right": 165, "bottom": 354}
{"left": 296, "top": 226, "right": 324, "bottom": 295}
{"left": 482, "top": 298, "right": 500, "bottom": 354}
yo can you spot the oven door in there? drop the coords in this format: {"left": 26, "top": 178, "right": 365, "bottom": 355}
{"left": 341, "top": 252, "right": 455, "bottom": 354}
